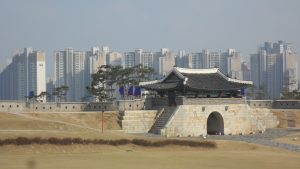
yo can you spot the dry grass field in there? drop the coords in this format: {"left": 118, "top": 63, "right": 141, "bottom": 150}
{"left": 0, "top": 112, "right": 300, "bottom": 169}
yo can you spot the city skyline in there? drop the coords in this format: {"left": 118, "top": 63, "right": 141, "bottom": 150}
{"left": 0, "top": 0, "right": 299, "bottom": 76}
{"left": 0, "top": 40, "right": 298, "bottom": 101}
{"left": 1, "top": 42, "right": 299, "bottom": 76}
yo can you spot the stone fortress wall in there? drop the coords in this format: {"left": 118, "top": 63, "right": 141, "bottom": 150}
{"left": 0, "top": 100, "right": 144, "bottom": 113}
{"left": 121, "top": 98, "right": 300, "bottom": 136}
{"left": 0, "top": 98, "right": 299, "bottom": 137}
{"left": 1, "top": 98, "right": 299, "bottom": 113}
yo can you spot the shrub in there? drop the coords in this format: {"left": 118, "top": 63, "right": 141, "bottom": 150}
{"left": 15, "top": 137, "right": 31, "bottom": 145}
{"left": 0, "top": 137, "right": 216, "bottom": 148}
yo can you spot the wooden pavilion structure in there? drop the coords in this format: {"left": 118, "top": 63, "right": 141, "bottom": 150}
{"left": 140, "top": 67, "right": 253, "bottom": 99}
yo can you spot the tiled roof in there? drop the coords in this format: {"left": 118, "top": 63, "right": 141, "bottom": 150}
{"left": 140, "top": 67, "right": 252, "bottom": 91}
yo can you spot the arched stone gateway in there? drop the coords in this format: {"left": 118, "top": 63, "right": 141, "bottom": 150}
{"left": 207, "top": 112, "right": 224, "bottom": 135}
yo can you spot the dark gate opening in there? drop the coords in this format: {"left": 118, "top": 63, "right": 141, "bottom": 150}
{"left": 207, "top": 112, "right": 224, "bottom": 135}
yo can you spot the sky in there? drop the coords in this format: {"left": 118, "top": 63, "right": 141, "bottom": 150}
{"left": 0, "top": 0, "right": 299, "bottom": 77}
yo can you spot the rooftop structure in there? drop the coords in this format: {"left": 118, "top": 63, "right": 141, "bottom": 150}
{"left": 140, "top": 67, "right": 252, "bottom": 97}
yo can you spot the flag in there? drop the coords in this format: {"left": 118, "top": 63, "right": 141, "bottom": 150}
{"left": 29, "top": 91, "right": 35, "bottom": 98}
{"left": 128, "top": 86, "right": 134, "bottom": 96}
{"left": 240, "top": 88, "right": 245, "bottom": 96}
{"left": 119, "top": 86, "right": 125, "bottom": 96}
{"left": 134, "top": 86, "right": 141, "bottom": 96}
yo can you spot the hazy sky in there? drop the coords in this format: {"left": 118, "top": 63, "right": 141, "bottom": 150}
{"left": 0, "top": 0, "right": 300, "bottom": 76}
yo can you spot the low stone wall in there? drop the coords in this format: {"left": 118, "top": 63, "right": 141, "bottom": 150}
{"left": 0, "top": 101, "right": 26, "bottom": 113}
{"left": 116, "top": 99, "right": 145, "bottom": 111}
{"left": 0, "top": 101, "right": 118, "bottom": 112}
{"left": 247, "top": 100, "right": 300, "bottom": 109}
{"left": 1, "top": 99, "right": 299, "bottom": 112}
{"left": 272, "top": 100, "right": 300, "bottom": 109}
{"left": 0, "top": 99, "right": 148, "bottom": 113}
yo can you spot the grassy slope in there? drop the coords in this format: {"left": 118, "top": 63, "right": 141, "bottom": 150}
{"left": 0, "top": 112, "right": 126, "bottom": 140}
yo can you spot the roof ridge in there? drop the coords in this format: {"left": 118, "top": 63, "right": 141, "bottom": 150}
{"left": 175, "top": 67, "right": 218, "bottom": 74}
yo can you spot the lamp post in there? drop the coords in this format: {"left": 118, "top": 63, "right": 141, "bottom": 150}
{"left": 100, "top": 105, "right": 106, "bottom": 134}
{"left": 101, "top": 109, "right": 104, "bottom": 134}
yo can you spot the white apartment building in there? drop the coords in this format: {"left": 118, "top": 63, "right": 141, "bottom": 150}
{"left": 175, "top": 49, "right": 189, "bottom": 68}
{"left": 54, "top": 48, "right": 86, "bottom": 102}
{"left": 124, "top": 50, "right": 159, "bottom": 78}
{"left": 107, "top": 51, "right": 122, "bottom": 66}
{"left": 0, "top": 48, "right": 46, "bottom": 102}
{"left": 123, "top": 52, "right": 136, "bottom": 68}
{"left": 187, "top": 48, "right": 243, "bottom": 80}
{"left": 85, "top": 47, "right": 108, "bottom": 86}
{"left": 159, "top": 49, "right": 175, "bottom": 77}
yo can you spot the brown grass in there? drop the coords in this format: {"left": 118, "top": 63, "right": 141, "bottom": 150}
{"left": 0, "top": 112, "right": 300, "bottom": 169}
{"left": 0, "top": 142, "right": 299, "bottom": 169}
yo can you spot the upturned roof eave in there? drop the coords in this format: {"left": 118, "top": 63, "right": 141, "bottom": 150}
{"left": 140, "top": 67, "right": 254, "bottom": 88}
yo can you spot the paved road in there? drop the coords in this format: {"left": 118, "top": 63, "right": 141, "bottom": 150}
{"left": 207, "top": 128, "right": 300, "bottom": 152}
{"left": 142, "top": 128, "right": 300, "bottom": 152}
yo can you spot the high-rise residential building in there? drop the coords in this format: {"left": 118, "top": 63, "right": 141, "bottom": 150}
{"left": 123, "top": 52, "right": 136, "bottom": 68}
{"left": 175, "top": 49, "right": 189, "bottom": 68}
{"left": 187, "top": 48, "right": 243, "bottom": 79}
{"left": 54, "top": 48, "right": 86, "bottom": 102}
{"left": 227, "top": 50, "right": 243, "bottom": 80}
{"left": 123, "top": 49, "right": 160, "bottom": 78}
{"left": 123, "top": 48, "right": 175, "bottom": 78}
{"left": 250, "top": 41, "right": 298, "bottom": 99}
{"left": 189, "top": 49, "right": 221, "bottom": 69}
{"left": 159, "top": 48, "right": 175, "bottom": 77}
{"left": 242, "top": 62, "right": 251, "bottom": 81}
{"left": 46, "top": 77, "right": 55, "bottom": 102}
{"left": 107, "top": 51, "right": 122, "bottom": 66}
{"left": 189, "top": 53, "right": 202, "bottom": 69}
{"left": 73, "top": 51, "right": 86, "bottom": 101}
{"left": 0, "top": 48, "right": 46, "bottom": 102}
{"left": 85, "top": 47, "right": 108, "bottom": 87}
